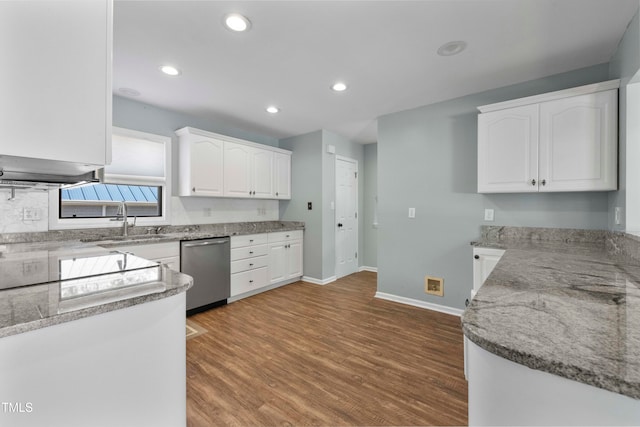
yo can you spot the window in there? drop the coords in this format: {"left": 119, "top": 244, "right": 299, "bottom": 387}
{"left": 59, "top": 184, "right": 162, "bottom": 218}
{"left": 49, "top": 127, "right": 171, "bottom": 229}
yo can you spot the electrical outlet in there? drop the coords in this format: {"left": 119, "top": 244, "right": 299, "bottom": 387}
{"left": 203, "top": 207, "right": 212, "bottom": 217}
{"left": 615, "top": 207, "right": 622, "bottom": 225}
{"left": 484, "top": 209, "right": 494, "bottom": 221}
{"left": 23, "top": 208, "right": 40, "bottom": 221}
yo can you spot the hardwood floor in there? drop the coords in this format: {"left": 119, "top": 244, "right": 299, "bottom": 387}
{"left": 186, "top": 271, "right": 468, "bottom": 426}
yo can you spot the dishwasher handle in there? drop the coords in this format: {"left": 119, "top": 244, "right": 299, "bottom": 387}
{"left": 182, "top": 239, "right": 230, "bottom": 248}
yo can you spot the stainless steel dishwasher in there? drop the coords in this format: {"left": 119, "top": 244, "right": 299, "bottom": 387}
{"left": 180, "top": 237, "right": 230, "bottom": 315}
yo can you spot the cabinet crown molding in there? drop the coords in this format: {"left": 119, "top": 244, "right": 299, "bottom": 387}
{"left": 477, "top": 79, "right": 620, "bottom": 113}
{"left": 175, "top": 126, "right": 292, "bottom": 155}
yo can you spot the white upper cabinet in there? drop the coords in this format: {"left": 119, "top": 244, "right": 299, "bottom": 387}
{"left": 538, "top": 90, "right": 618, "bottom": 192}
{"left": 177, "top": 128, "right": 224, "bottom": 197}
{"left": 0, "top": 0, "right": 112, "bottom": 168}
{"left": 477, "top": 80, "right": 619, "bottom": 193}
{"left": 176, "top": 127, "right": 291, "bottom": 200}
{"left": 223, "top": 142, "right": 252, "bottom": 198}
{"left": 478, "top": 104, "right": 539, "bottom": 193}
{"left": 223, "top": 142, "right": 274, "bottom": 198}
{"left": 273, "top": 152, "right": 292, "bottom": 199}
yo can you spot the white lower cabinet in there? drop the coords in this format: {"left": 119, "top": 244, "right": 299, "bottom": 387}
{"left": 471, "top": 247, "right": 505, "bottom": 300}
{"left": 106, "top": 241, "right": 180, "bottom": 271}
{"left": 231, "top": 266, "right": 269, "bottom": 296}
{"left": 268, "top": 230, "right": 303, "bottom": 284}
{"left": 230, "top": 230, "right": 303, "bottom": 300}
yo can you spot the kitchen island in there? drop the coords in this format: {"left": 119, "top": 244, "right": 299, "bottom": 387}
{"left": 0, "top": 241, "right": 192, "bottom": 427}
{"left": 462, "top": 227, "right": 640, "bottom": 426}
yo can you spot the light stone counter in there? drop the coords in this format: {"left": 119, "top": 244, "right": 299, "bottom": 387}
{"left": 462, "top": 226, "right": 640, "bottom": 401}
{"left": 0, "top": 221, "right": 303, "bottom": 338}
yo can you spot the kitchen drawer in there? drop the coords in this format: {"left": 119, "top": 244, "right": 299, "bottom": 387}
{"left": 231, "top": 244, "right": 268, "bottom": 261}
{"left": 230, "top": 255, "right": 268, "bottom": 274}
{"left": 230, "top": 266, "right": 269, "bottom": 296}
{"left": 268, "top": 230, "right": 303, "bottom": 243}
{"left": 231, "top": 233, "right": 268, "bottom": 249}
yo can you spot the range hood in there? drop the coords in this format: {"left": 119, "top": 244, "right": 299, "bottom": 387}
{"left": 0, "top": 154, "right": 100, "bottom": 189}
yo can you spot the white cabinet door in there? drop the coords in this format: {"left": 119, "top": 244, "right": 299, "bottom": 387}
{"left": 273, "top": 152, "right": 291, "bottom": 199}
{"left": 188, "top": 137, "right": 224, "bottom": 196}
{"left": 539, "top": 90, "right": 617, "bottom": 192}
{"left": 478, "top": 104, "right": 539, "bottom": 193}
{"left": 287, "top": 240, "right": 303, "bottom": 278}
{"left": 224, "top": 142, "right": 252, "bottom": 198}
{"left": 268, "top": 242, "right": 287, "bottom": 284}
{"left": 251, "top": 148, "right": 274, "bottom": 198}
{"left": 0, "top": 1, "right": 111, "bottom": 166}
{"left": 472, "top": 248, "right": 505, "bottom": 298}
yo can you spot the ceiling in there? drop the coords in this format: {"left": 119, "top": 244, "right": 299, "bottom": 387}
{"left": 113, "top": 0, "right": 638, "bottom": 144}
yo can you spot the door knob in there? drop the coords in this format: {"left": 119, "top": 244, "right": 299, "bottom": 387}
{"left": 474, "top": 255, "right": 479, "bottom": 260}
{"left": 337, "top": 223, "right": 343, "bottom": 228}
{"left": 531, "top": 179, "right": 536, "bottom": 186}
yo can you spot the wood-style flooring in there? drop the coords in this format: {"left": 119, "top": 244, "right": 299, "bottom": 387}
{"left": 186, "top": 271, "right": 468, "bottom": 426}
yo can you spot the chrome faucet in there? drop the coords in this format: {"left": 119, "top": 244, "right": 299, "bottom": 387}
{"left": 111, "top": 201, "right": 135, "bottom": 237}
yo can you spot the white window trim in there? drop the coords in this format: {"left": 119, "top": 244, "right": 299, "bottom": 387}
{"left": 49, "top": 127, "right": 172, "bottom": 230}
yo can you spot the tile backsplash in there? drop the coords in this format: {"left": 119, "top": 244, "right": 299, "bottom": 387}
{"left": 0, "top": 190, "right": 49, "bottom": 233}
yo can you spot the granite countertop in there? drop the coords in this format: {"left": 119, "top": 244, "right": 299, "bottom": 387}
{"left": 462, "top": 228, "right": 640, "bottom": 400}
{"left": 0, "top": 220, "right": 305, "bottom": 247}
{"left": 0, "top": 241, "right": 193, "bottom": 339}
{"left": 0, "top": 221, "right": 304, "bottom": 339}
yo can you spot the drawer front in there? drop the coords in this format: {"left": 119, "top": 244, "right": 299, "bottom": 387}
{"left": 231, "top": 233, "right": 268, "bottom": 249}
{"left": 230, "top": 266, "right": 269, "bottom": 296}
{"left": 231, "top": 244, "right": 268, "bottom": 261}
{"left": 268, "top": 230, "right": 303, "bottom": 243}
{"left": 230, "top": 255, "right": 268, "bottom": 274}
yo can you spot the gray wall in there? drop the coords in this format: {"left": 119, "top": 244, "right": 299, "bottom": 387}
{"left": 279, "top": 131, "right": 324, "bottom": 279}
{"left": 377, "top": 63, "right": 612, "bottom": 311}
{"left": 608, "top": 5, "right": 640, "bottom": 231}
{"left": 279, "top": 129, "right": 364, "bottom": 281}
{"left": 113, "top": 96, "right": 279, "bottom": 147}
{"left": 363, "top": 144, "right": 378, "bottom": 268}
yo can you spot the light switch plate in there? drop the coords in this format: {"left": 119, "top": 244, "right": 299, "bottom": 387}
{"left": 615, "top": 207, "right": 622, "bottom": 225}
{"left": 408, "top": 208, "right": 416, "bottom": 218}
{"left": 484, "top": 209, "right": 494, "bottom": 221}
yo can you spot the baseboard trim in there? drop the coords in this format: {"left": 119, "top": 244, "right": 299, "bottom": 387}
{"left": 228, "top": 278, "right": 299, "bottom": 303}
{"left": 359, "top": 266, "right": 378, "bottom": 273}
{"left": 302, "top": 275, "right": 337, "bottom": 285}
{"left": 374, "top": 292, "right": 464, "bottom": 317}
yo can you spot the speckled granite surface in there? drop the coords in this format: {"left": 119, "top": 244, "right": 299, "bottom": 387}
{"left": 0, "top": 221, "right": 303, "bottom": 339}
{"left": 463, "top": 226, "right": 640, "bottom": 400}
{"left": 0, "top": 241, "right": 193, "bottom": 338}
{"left": 0, "top": 221, "right": 305, "bottom": 245}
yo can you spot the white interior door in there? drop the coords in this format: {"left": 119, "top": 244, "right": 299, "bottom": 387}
{"left": 335, "top": 157, "right": 358, "bottom": 279}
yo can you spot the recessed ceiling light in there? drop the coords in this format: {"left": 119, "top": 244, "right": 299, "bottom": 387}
{"left": 224, "top": 13, "right": 251, "bottom": 32}
{"left": 266, "top": 106, "right": 279, "bottom": 114}
{"left": 437, "top": 40, "right": 467, "bottom": 57}
{"left": 118, "top": 87, "right": 141, "bottom": 97}
{"left": 160, "top": 65, "right": 181, "bottom": 76}
{"left": 331, "top": 82, "right": 347, "bottom": 92}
